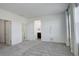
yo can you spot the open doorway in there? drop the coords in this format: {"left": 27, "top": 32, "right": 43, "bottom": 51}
{"left": 34, "top": 20, "right": 41, "bottom": 40}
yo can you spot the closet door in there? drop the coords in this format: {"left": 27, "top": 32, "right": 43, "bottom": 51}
{"left": 0, "top": 20, "right": 5, "bottom": 43}
{"left": 5, "top": 21, "right": 11, "bottom": 45}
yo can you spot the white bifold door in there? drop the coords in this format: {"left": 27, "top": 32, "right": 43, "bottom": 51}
{"left": 4, "top": 20, "right": 11, "bottom": 45}
{"left": 0, "top": 20, "right": 11, "bottom": 45}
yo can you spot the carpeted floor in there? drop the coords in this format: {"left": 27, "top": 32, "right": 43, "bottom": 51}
{"left": 0, "top": 40, "right": 73, "bottom": 56}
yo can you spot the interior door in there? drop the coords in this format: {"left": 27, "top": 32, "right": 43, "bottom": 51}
{"left": 0, "top": 20, "right": 5, "bottom": 43}
{"left": 5, "top": 21, "right": 11, "bottom": 45}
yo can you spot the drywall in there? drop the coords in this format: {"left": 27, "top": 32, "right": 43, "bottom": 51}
{"left": 0, "top": 9, "right": 27, "bottom": 24}
{"left": 26, "top": 21, "right": 35, "bottom": 40}
{"left": 0, "top": 9, "right": 27, "bottom": 45}
{"left": 22, "top": 23, "right": 27, "bottom": 41}
{"left": 34, "top": 20, "right": 41, "bottom": 39}
{"left": 26, "top": 13, "right": 66, "bottom": 43}
{"left": 25, "top": 17, "right": 41, "bottom": 40}
{"left": 41, "top": 13, "right": 66, "bottom": 43}
{"left": 12, "top": 21, "right": 22, "bottom": 45}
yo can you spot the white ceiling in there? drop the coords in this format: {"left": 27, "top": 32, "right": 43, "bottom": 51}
{"left": 0, "top": 3, "right": 68, "bottom": 18}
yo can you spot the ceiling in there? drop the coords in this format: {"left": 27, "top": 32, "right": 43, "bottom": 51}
{"left": 0, "top": 3, "right": 68, "bottom": 18}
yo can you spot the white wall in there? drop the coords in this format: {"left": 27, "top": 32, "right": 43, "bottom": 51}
{"left": 0, "top": 9, "right": 27, "bottom": 45}
{"left": 25, "top": 17, "right": 41, "bottom": 40}
{"left": 26, "top": 13, "right": 66, "bottom": 43}
{"left": 11, "top": 21, "right": 22, "bottom": 45}
{"left": 34, "top": 20, "right": 41, "bottom": 39}
{"left": 26, "top": 21, "right": 35, "bottom": 40}
{"left": 41, "top": 13, "right": 66, "bottom": 43}
{"left": 22, "top": 23, "right": 27, "bottom": 41}
{"left": 0, "top": 9, "right": 27, "bottom": 24}
{"left": 34, "top": 20, "right": 41, "bottom": 33}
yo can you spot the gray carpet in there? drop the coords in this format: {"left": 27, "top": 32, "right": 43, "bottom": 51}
{"left": 0, "top": 40, "right": 73, "bottom": 56}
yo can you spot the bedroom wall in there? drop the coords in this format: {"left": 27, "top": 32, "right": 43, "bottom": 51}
{"left": 41, "top": 13, "right": 66, "bottom": 43}
{"left": 26, "top": 13, "right": 67, "bottom": 43}
{"left": 11, "top": 21, "right": 22, "bottom": 45}
{"left": 0, "top": 9, "right": 27, "bottom": 45}
{"left": 0, "top": 9, "right": 27, "bottom": 23}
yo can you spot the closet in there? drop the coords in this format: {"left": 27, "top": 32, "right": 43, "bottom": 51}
{"left": 0, "top": 20, "right": 11, "bottom": 45}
